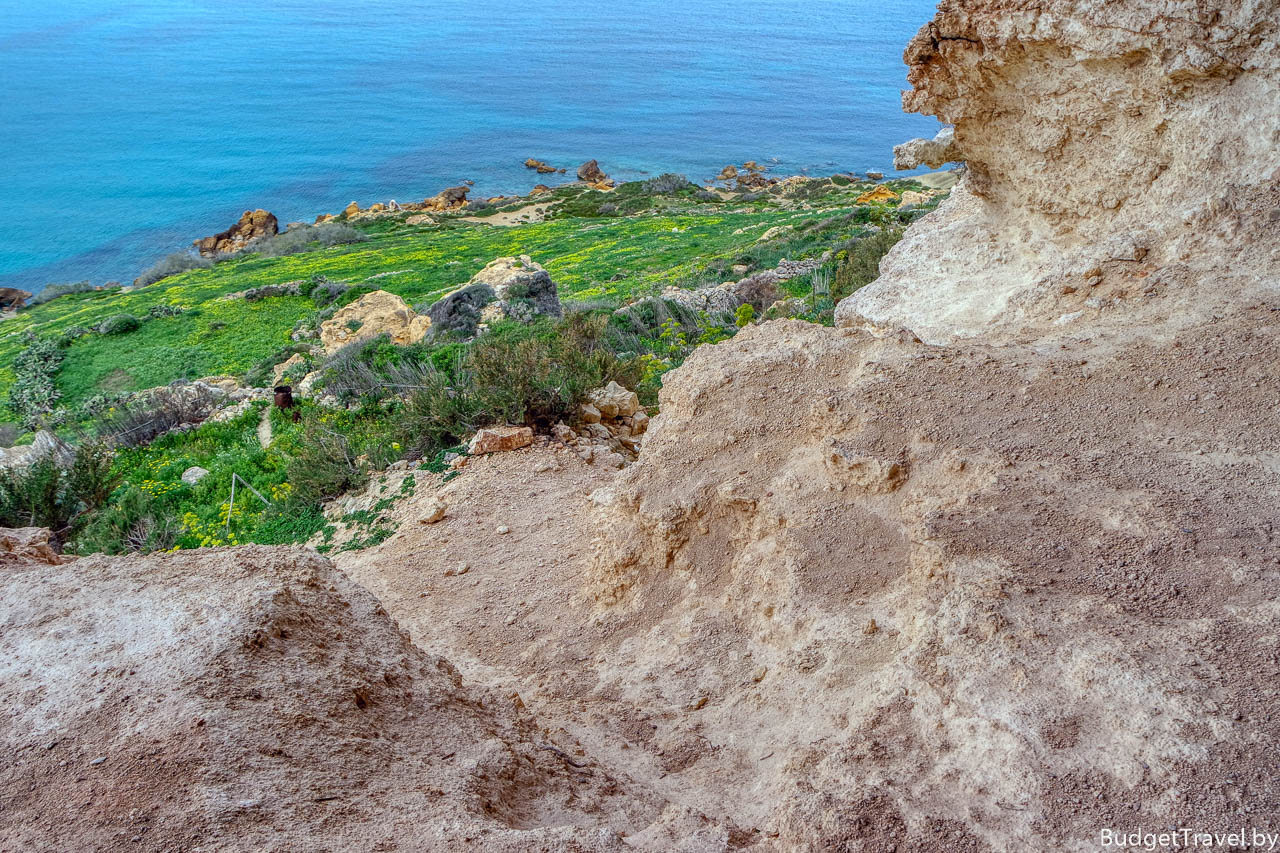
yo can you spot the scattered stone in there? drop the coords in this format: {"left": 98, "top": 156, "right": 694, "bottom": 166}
{"left": 588, "top": 381, "right": 640, "bottom": 418}
{"left": 524, "top": 158, "right": 558, "bottom": 174}
{"left": 181, "top": 466, "right": 210, "bottom": 486}
{"left": 717, "top": 165, "right": 739, "bottom": 181}
{"left": 419, "top": 498, "right": 447, "bottom": 524}
{"left": 495, "top": 526, "right": 511, "bottom": 535}
{"left": 751, "top": 666, "right": 768, "bottom": 683}
{"left": 193, "top": 209, "right": 278, "bottom": 257}
{"left": 468, "top": 425, "right": 533, "bottom": 455}
{"left": 866, "top": 171, "right": 884, "bottom": 180}
{"left": 579, "top": 403, "right": 602, "bottom": 424}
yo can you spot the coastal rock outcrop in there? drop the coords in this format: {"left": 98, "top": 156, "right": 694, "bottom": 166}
{"left": 420, "top": 185, "right": 469, "bottom": 212}
{"left": 0, "top": 287, "right": 32, "bottom": 311}
{"left": 893, "top": 125, "right": 961, "bottom": 170}
{"left": 524, "top": 157, "right": 559, "bottom": 174}
{"left": 319, "top": 289, "right": 431, "bottom": 354}
{"left": 193, "top": 209, "right": 278, "bottom": 257}
{"left": 576, "top": 159, "right": 608, "bottom": 184}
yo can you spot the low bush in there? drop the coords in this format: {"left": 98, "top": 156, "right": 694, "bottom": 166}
{"left": 98, "top": 385, "right": 221, "bottom": 448}
{"left": 397, "top": 312, "right": 640, "bottom": 452}
{"left": 134, "top": 252, "right": 212, "bottom": 288}
{"left": 98, "top": 314, "right": 141, "bottom": 335}
{"left": 286, "top": 418, "right": 370, "bottom": 504}
{"left": 832, "top": 228, "right": 905, "bottom": 300}
{"left": 0, "top": 440, "right": 118, "bottom": 537}
{"left": 29, "top": 280, "right": 97, "bottom": 306}
{"left": 8, "top": 334, "right": 64, "bottom": 430}
{"left": 251, "top": 222, "right": 367, "bottom": 258}
{"left": 642, "top": 173, "right": 692, "bottom": 194}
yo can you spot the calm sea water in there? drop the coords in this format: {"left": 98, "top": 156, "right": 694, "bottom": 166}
{"left": 0, "top": 0, "right": 940, "bottom": 291}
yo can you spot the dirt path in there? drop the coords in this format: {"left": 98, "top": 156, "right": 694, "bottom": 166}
{"left": 256, "top": 408, "right": 272, "bottom": 449}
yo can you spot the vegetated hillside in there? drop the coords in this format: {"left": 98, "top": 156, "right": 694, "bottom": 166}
{"left": 0, "top": 173, "right": 943, "bottom": 557}
{"left": 0, "top": 177, "right": 935, "bottom": 409}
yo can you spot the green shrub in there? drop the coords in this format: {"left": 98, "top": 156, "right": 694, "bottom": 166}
{"left": 286, "top": 419, "right": 370, "bottom": 504}
{"left": 7, "top": 335, "right": 64, "bottom": 430}
{"left": 0, "top": 439, "right": 118, "bottom": 537}
{"left": 832, "top": 228, "right": 905, "bottom": 300}
{"left": 397, "top": 312, "right": 640, "bottom": 453}
{"left": 735, "top": 303, "right": 755, "bottom": 327}
{"left": 29, "top": 280, "right": 97, "bottom": 306}
{"left": 642, "top": 173, "right": 693, "bottom": 194}
{"left": 99, "top": 314, "right": 141, "bottom": 335}
{"left": 134, "top": 251, "right": 211, "bottom": 288}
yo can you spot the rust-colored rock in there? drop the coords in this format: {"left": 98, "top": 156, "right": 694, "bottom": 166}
{"left": 467, "top": 425, "right": 533, "bottom": 455}
{"left": 421, "top": 185, "right": 469, "bottom": 212}
{"left": 192, "top": 209, "right": 278, "bottom": 257}
{"left": 854, "top": 185, "right": 899, "bottom": 204}
{"left": 576, "top": 159, "right": 609, "bottom": 184}
{"left": 524, "top": 158, "right": 558, "bottom": 174}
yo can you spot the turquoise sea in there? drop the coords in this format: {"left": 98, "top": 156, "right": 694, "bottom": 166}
{"left": 0, "top": 0, "right": 941, "bottom": 291}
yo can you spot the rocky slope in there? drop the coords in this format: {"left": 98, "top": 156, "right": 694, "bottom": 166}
{"left": 1, "top": 0, "right": 1276, "bottom": 849}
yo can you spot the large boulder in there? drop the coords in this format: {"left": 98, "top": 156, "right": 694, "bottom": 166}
{"left": 319, "top": 290, "right": 431, "bottom": 354}
{"left": 425, "top": 282, "right": 496, "bottom": 337}
{"left": 0, "top": 430, "right": 74, "bottom": 472}
{"left": 467, "top": 425, "right": 533, "bottom": 455}
{"left": 193, "top": 209, "right": 278, "bottom": 257}
{"left": 467, "top": 255, "right": 562, "bottom": 322}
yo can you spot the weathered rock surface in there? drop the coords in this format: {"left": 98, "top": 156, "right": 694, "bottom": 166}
{"left": 576, "top": 159, "right": 609, "bottom": 184}
{"left": 854, "top": 185, "right": 898, "bottom": 204}
{"left": 425, "top": 281, "right": 496, "bottom": 336}
{"left": 319, "top": 290, "right": 431, "bottom": 354}
{"left": 468, "top": 255, "right": 562, "bottom": 321}
{"left": 192, "top": 209, "right": 278, "bottom": 257}
{"left": 0, "top": 526, "right": 68, "bottom": 565}
{"left": 893, "top": 125, "right": 962, "bottom": 170}
{"left": 0, "top": 287, "right": 32, "bottom": 310}
{"left": 179, "top": 465, "right": 209, "bottom": 486}
{"left": 840, "top": 0, "right": 1280, "bottom": 344}
{"left": 0, "top": 546, "right": 666, "bottom": 850}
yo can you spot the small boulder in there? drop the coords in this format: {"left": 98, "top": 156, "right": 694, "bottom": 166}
{"left": 181, "top": 466, "right": 210, "bottom": 486}
{"left": 319, "top": 290, "right": 431, "bottom": 354}
{"left": 193, "top": 209, "right": 279, "bottom": 257}
{"left": 0, "top": 288, "right": 32, "bottom": 310}
{"left": 419, "top": 498, "right": 447, "bottom": 524}
{"left": 716, "top": 165, "right": 739, "bottom": 181}
{"left": 343, "top": 201, "right": 361, "bottom": 217}
{"left": 0, "top": 527, "right": 67, "bottom": 565}
{"left": 579, "top": 403, "right": 601, "bottom": 424}
{"left": 272, "top": 353, "right": 308, "bottom": 384}
{"left": 588, "top": 381, "right": 640, "bottom": 418}
{"left": 866, "top": 171, "right": 884, "bottom": 181}
{"left": 468, "top": 425, "right": 533, "bottom": 455}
